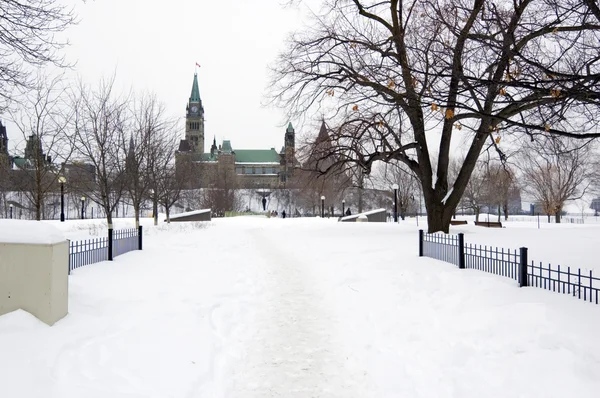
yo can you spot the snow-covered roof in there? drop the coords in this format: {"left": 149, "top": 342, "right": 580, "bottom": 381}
{"left": 170, "top": 209, "right": 211, "bottom": 220}
{"left": 0, "top": 220, "right": 66, "bottom": 245}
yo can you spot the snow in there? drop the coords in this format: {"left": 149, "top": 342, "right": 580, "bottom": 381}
{"left": 0, "top": 220, "right": 65, "bottom": 245}
{"left": 169, "top": 208, "right": 211, "bottom": 219}
{"left": 441, "top": 187, "right": 453, "bottom": 204}
{"left": 0, "top": 217, "right": 599, "bottom": 397}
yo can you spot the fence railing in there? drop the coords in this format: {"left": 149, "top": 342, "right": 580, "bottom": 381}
{"left": 69, "top": 226, "right": 142, "bottom": 274}
{"left": 418, "top": 230, "right": 599, "bottom": 305}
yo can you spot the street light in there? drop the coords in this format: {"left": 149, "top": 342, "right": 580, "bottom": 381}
{"left": 342, "top": 199, "right": 345, "bottom": 217}
{"left": 9, "top": 203, "right": 13, "bottom": 219}
{"left": 58, "top": 176, "right": 66, "bottom": 222}
{"left": 392, "top": 183, "right": 399, "bottom": 223}
{"left": 81, "top": 196, "right": 85, "bottom": 219}
{"left": 321, "top": 195, "right": 325, "bottom": 218}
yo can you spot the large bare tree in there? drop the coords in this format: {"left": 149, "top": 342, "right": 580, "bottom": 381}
{"left": 126, "top": 92, "right": 178, "bottom": 227}
{"left": 71, "top": 77, "right": 129, "bottom": 229}
{"left": 518, "top": 137, "right": 593, "bottom": 223}
{"left": 0, "top": 0, "right": 76, "bottom": 112}
{"left": 270, "top": 0, "right": 600, "bottom": 232}
{"left": 8, "top": 72, "right": 73, "bottom": 220}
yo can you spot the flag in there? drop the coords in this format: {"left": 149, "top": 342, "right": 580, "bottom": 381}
{"left": 195, "top": 62, "right": 201, "bottom": 68}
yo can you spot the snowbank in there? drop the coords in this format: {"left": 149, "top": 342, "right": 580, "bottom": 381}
{"left": 0, "top": 220, "right": 65, "bottom": 245}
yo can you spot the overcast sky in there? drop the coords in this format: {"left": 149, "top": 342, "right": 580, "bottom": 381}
{"left": 6, "top": 0, "right": 321, "bottom": 153}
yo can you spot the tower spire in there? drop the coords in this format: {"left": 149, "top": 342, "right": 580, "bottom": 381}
{"left": 190, "top": 73, "right": 201, "bottom": 102}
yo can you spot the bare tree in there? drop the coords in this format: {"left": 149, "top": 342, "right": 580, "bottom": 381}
{"left": 270, "top": 0, "right": 600, "bottom": 232}
{"left": 518, "top": 137, "right": 593, "bottom": 223}
{"left": 0, "top": 0, "right": 76, "bottom": 112}
{"left": 199, "top": 165, "right": 242, "bottom": 217}
{"left": 71, "top": 76, "right": 129, "bottom": 229}
{"left": 483, "top": 163, "right": 519, "bottom": 221}
{"left": 8, "top": 72, "right": 73, "bottom": 220}
{"left": 457, "top": 161, "right": 486, "bottom": 221}
{"left": 376, "top": 161, "right": 420, "bottom": 220}
{"left": 126, "top": 92, "right": 177, "bottom": 227}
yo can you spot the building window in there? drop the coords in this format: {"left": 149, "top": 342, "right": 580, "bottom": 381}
{"left": 236, "top": 167, "right": 243, "bottom": 174}
{"left": 274, "top": 167, "right": 280, "bottom": 174}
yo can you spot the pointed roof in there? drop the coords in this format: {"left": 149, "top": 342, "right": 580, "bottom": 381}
{"left": 286, "top": 122, "right": 294, "bottom": 133}
{"left": 316, "top": 120, "right": 329, "bottom": 143}
{"left": 190, "top": 73, "right": 201, "bottom": 102}
{"left": 128, "top": 135, "right": 135, "bottom": 155}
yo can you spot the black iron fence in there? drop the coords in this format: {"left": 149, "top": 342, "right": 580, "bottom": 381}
{"left": 69, "top": 226, "right": 143, "bottom": 274}
{"left": 419, "top": 230, "right": 599, "bottom": 305}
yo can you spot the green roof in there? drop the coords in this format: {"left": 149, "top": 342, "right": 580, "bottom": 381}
{"left": 190, "top": 73, "right": 201, "bottom": 102}
{"left": 234, "top": 149, "right": 280, "bottom": 163}
{"left": 221, "top": 140, "right": 233, "bottom": 153}
{"left": 287, "top": 122, "right": 294, "bottom": 132}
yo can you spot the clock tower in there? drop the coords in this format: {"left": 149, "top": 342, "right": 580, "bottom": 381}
{"left": 185, "top": 73, "right": 205, "bottom": 153}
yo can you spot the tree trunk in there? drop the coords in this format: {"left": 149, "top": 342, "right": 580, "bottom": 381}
{"left": 547, "top": 214, "right": 551, "bottom": 223}
{"left": 165, "top": 204, "right": 171, "bottom": 223}
{"left": 475, "top": 207, "right": 480, "bottom": 222}
{"left": 105, "top": 207, "right": 113, "bottom": 229}
{"left": 554, "top": 210, "right": 561, "bottom": 224}
{"left": 497, "top": 205, "right": 501, "bottom": 223}
{"left": 134, "top": 206, "right": 140, "bottom": 229}
{"left": 503, "top": 203, "right": 509, "bottom": 221}
{"left": 153, "top": 199, "right": 158, "bottom": 226}
{"left": 425, "top": 201, "right": 454, "bottom": 233}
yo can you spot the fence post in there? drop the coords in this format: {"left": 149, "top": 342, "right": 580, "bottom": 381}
{"left": 108, "top": 228, "right": 114, "bottom": 261}
{"left": 519, "top": 247, "right": 528, "bottom": 287}
{"left": 138, "top": 225, "right": 143, "bottom": 250}
{"left": 418, "top": 229, "right": 424, "bottom": 257}
{"left": 458, "top": 233, "right": 465, "bottom": 269}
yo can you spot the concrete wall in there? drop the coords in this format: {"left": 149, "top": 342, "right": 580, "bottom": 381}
{"left": 168, "top": 211, "right": 212, "bottom": 222}
{"left": 0, "top": 241, "right": 69, "bottom": 326}
{"left": 340, "top": 209, "right": 387, "bottom": 223}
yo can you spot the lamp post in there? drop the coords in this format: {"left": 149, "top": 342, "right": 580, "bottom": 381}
{"left": 81, "top": 196, "right": 85, "bottom": 219}
{"left": 321, "top": 195, "right": 325, "bottom": 218}
{"left": 58, "top": 176, "right": 66, "bottom": 222}
{"left": 9, "top": 203, "right": 13, "bottom": 219}
{"left": 392, "top": 183, "right": 399, "bottom": 223}
{"left": 342, "top": 199, "right": 345, "bottom": 217}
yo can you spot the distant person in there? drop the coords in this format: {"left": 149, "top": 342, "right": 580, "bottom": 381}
{"left": 282, "top": 210, "right": 286, "bottom": 219}
{"left": 262, "top": 197, "right": 267, "bottom": 211}
{"left": 345, "top": 208, "right": 352, "bottom": 216}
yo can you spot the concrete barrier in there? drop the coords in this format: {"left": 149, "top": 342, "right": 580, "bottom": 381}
{"left": 356, "top": 215, "right": 369, "bottom": 222}
{"left": 0, "top": 221, "right": 69, "bottom": 326}
{"left": 340, "top": 208, "right": 387, "bottom": 223}
{"left": 167, "top": 209, "right": 212, "bottom": 222}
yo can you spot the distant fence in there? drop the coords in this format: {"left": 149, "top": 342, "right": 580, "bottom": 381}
{"left": 69, "top": 227, "right": 142, "bottom": 274}
{"left": 419, "top": 230, "right": 599, "bottom": 305}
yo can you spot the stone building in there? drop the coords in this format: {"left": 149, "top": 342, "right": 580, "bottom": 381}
{"left": 175, "top": 73, "right": 297, "bottom": 189}
{"left": 0, "top": 121, "right": 9, "bottom": 169}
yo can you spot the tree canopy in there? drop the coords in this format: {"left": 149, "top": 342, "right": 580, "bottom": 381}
{"left": 270, "top": 0, "right": 600, "bottom": 232}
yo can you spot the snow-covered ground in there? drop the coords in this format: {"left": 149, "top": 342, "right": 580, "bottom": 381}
{"left": 0, "top": 216, "right": 598, "bottom": 397}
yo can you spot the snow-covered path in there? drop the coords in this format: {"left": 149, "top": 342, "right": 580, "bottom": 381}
{"left": 1, "top": 216, "right": 599, "bottom": 398}
{"left": 224, "top": 225, "right": 372, "bottom": 397}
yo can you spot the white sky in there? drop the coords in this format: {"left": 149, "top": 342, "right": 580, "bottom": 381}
{"left": 5, "top": 0, "right": 321, "bottom": 153}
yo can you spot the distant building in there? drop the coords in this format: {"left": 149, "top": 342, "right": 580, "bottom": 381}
{"left": 0, "top": 121, "right": 11, "bottom": 169}
{"left": 175, "top": 73, "right": 297, "bottom": 189}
